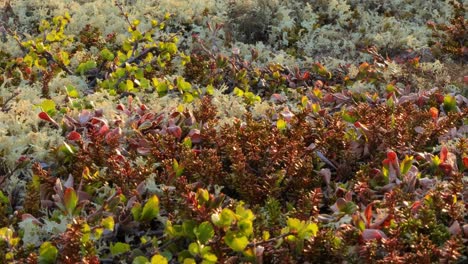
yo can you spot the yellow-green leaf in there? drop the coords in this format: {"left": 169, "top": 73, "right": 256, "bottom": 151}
{"left": 140, "top": 195, "right": 160, "bottom": 221}
{"left": 39, "top": 242, "right": 58, "bottom": 264}
{"left": 110, "top": 242, "right": 130, "bottom": 256}
{"left": 151, "top": 255, "right": 168, "bottom": 264}
{"left": 101, "top": 216, "right": 114, "bottom": 231}
{"left": 277, "top": 119, "right": 287, "bottom": 131}
{"left": 39, "top": 99, "right": 56, "bottom": 115}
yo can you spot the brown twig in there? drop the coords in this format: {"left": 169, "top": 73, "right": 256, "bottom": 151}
{"left": 1, "top": 90, "right": 20, "bottom": 112}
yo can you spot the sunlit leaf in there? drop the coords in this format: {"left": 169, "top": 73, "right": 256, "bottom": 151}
{"left": 140, "top": 195, "right": 160, "bottom": 221}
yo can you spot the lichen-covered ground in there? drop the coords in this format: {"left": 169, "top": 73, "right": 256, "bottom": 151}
{"left": 0, "top": 1, "right": 467, "bottom": 263}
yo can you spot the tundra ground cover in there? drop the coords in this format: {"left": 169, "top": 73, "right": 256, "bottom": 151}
{"left": 0, "top": 0, "right": 467, "bottom": 263}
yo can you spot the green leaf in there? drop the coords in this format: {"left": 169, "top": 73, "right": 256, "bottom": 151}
{"left": 36, "top": 42, "right": 46, "bottom": 53}
{"left": 277, "top": 119, "right": 287, "bottom": 131}
{"left": 61, "top": 142, "right": 75, "bottom": 155}
{"left": 110, "top": 242, "right": 130, "bottom": 256}
{"left": 443, "top": 94, "right": 457, "bottom": 112}
{"left": 39, "top": 99, "right": 56, "bottom": 115}
{"left": 63, "top": 187, "right": 78, "bottom": 215}
{"left": 76, "top": 60, "right": 97, "bottom": 75}
{"left": 151, "top": 255, "right": 168, "bottom": 264}
{"left": 0, "top": 191, "right": 8, "bottom": 204}
{"left": 206, "top": 84, "right": 214, "bottom": 95}
{"left": 188, "top": 242, "right": 199, "bottom": 256}
{"left": 132, "top": 256, "right": 150, "bottom": 264}
{"left": 183, "top": 259, "right": 196, "bottom": 264}
{"left": 196, "top": 189, "right": 209, "bottom": 204}
{"left": 400, "top": 155, "right": 414, "bottom": 175}
{"left": 39, "top": 242, "right": 58, "bottom": 264}
{"left": 132, "top": 19, "right": 140, "bottom": 27}
{"left": 23, "top": 54, "right": 34, "bottom": 67}
{"left": 202, "top": 252, "right": 217, "bottom": 263}
{"left": 131, "top": 202, "right": 142, "bottom": 220}
{"left": 140, "top": 195, "right": 160, "bottom": 221}
{"left": 211, "top": 208, "right": 235, "bottom": 228}
{"left": 233, "top": 87, "right": 244, "bottom": 97}
{"left": 182, "top": 220, "right": 197, "bottom": 239}
{"left": 298, "top": 222, "right": 318, "bottom": 240}
{"left": 183, "top": 92, "right": 194, "bottom": 103}
{"left": 341, "top": 201, "right": 357, "bottom": 215}
{"left": 0, "top": 227, "right": 13, "bottom": 242}
{"left": 60, "top": 51, "right": 70, "bottom": 66}
{"left": 287, "top": 218, "right": 301, "bottom": 231}
{"left": 237, "top": 219, "right": 253, "bottom": 236}
{"left": 66, "top": 85, "right": 79, "bottom": 98}
{"left": 177, "top": 77, "right": 192, "bottom": 92}
{"left": 195, "top": 222, "right": 214, "bottom": 244}
{"left": 236, "top": 203, "right": 255, "bottom": 221}
{"left": 154, "top": 79, "right": 168, "bottom": 97}
{"left": 101, "top": 216, "right": 114, "bottom": 231}
{"left": 225, "top": 232, "right": 249, "bottom": 252}
{"left": 342, "top": 111, "right": 357, "bottom": 123}
{"left": 182, "top": 137, "right": 192, "bottom": 148}
{"left": 165, "top": 42, "right": 177, "bottom": 55}
{"left": 125, "top": 79, "right": 135, "bottom": 92}
{"left": 101, "top": 48, "right": 115, "bottom": 61}
{"left": 115, "top": 67, "right": 126, "bottom": 78}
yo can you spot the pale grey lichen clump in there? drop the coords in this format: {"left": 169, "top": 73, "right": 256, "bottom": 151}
{"left": 2, "top": 0, "right": 460, "bottom": 65}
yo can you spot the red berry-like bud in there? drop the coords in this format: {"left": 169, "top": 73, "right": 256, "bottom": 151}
{"left": 38, "top": 112, "right": 53, "bottom": 122}
{"left": 463, "top": 157, "right": 468, "bottom": 168}
{"left": 429, "top": 107, "right": 438, "bottom": 119}
{"left": 67, "top": 131, "right": 81, "bottom": 141}
{"left": 387, "top": 150, "right": 397, "bottom": 162}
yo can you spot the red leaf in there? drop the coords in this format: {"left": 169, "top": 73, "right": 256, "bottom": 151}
{"left": 67, "top": 131, "right": 81, "bottom": 141}
{"left": 382, "top": 158, "right": 390, "bottom": 166}
{"left": 38, "top": 111, "right": 53, "bottom": 122}
{"left": 411, "top": 201, "right": 421, "bottom": 214}
{"left": 280, "top": 107, "right": 294, "bottom": 121}
{"left": 438, "top": 163, "right": 453, "bottom": 175}
{"left": 449, "top": 221, "right": 461, "bottom": 236}
{"left": 362, "top": 229, "right": 387, "bottom": 241}
{"left": 168, "top": 125, "right": 182, "bottom": 139}
{"left": 116, "top": 104, "right": 125, "bottom": 111}
{"left": 137, "top": 147, "right": 151, "bottom": 155}
{"left": 440, "top": 146, "right": 448, "bottom": 163}
{"left": 364, "top": 203, "right": 373, "bottom": 227}
{"left": 98, "top": 124, "right": 109, "bottom": 136}
{"left": 188, "top": 129, "right": 202, "bottom": 143}
{"left": 314, "top": 80, "right": 323, "bottom": 89}
{"left": 463, "top": 157, "right": 468, "bottom": 168}
{"left": 21, "top": 213, "right": 41, "bottom": 225}
{"left": 323, "top": 93, "right": 334, "bottom": 102}
{"left": 387, "top": 150, "right": 397, "bottom": 162}
{"left": 63, "top": 187, "right": 78, "bottom": 215}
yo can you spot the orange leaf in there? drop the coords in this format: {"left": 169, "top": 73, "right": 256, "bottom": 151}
{"left": 364, "top": 203, "right": 373, "bottom": 227}
{"left": 440, "top": 146, "right": 448, "bottom": 163}
{"left": 429, "top": 107, "right": 438, "bottom": 119}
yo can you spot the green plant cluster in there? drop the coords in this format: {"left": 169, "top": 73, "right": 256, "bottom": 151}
{"left": 0, "top": 1, "right": 467, "bottom": 263}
